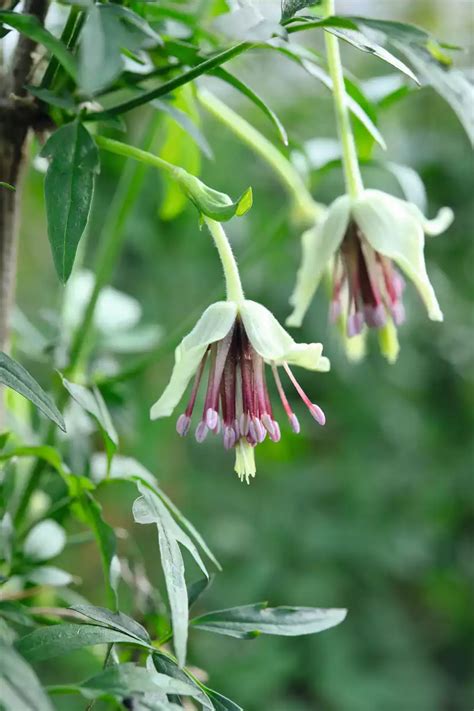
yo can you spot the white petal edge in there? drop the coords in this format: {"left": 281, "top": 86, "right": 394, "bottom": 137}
{"left": 150, "top": 301, "right": 237, "bottom": 419}
{"left": 240, "top": 300, "right": 330, "bottom": 372}
{"left": 286, "top": 196, "right": 350, "bottom": 327}
{"left": 353, "top": 189, "right": 443, "bottom": 321}
{"left": 408, "top": 204, "right": 454, "bottom": 236}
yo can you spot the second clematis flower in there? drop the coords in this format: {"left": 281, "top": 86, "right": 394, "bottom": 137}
{"left": 286, "top": 189, "right": 453, "bottom": 362}
{"left": 151, "top": 220, "right": 329, "bottom": 484}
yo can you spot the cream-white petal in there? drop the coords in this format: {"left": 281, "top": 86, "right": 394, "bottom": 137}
{"left": 353, "top": 189, "right": 443, "bottom": 321}
{"left": 286, "top": 196, "right": 350, "bottom": 327}
{"left": 240, "top": 300, "right": 294, "bottom": 360}
{"left": 283, "top": 343, "right": 330, "bottom": 371}
{"left": 240, "top": 300, "right": 329, "bottom": 372}
{"left": 150, "top": 301, "right": 237, "bottom": 419}
{"left": 407, "top": 204, "right": 454, "bottom": 236}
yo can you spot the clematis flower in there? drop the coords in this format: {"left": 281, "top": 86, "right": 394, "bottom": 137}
{"left": 286, "top": 189, "right": 453, "bottom": 362}
{"left": 150, "top": 300, "right": 329, "bottom": 483}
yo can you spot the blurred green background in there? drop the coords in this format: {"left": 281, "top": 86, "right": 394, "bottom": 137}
{"left": 15, "top": 1, "right": 474, "bottom": 709}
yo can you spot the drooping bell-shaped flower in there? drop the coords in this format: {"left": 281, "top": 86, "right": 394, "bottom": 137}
{"left": 286, "top": 189, "right": 453, "bottom": 362}
{"left": 151, "top": 300, "right": 329, "bottom": 484}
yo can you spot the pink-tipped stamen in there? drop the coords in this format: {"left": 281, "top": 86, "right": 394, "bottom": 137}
{"left": 195, "top": 421, "right": 209, "bottom": 443}
{"left": 283, "top": 362, "right": 325, "bottom": 426}
{"left": 176, "top": 413, "right": 191, "bottom": 437}
{"left": 271, "top": 363, "right": 299, "bottom": 429}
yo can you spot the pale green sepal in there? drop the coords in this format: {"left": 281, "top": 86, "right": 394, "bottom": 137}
{"left": 353, "top": 189, "right": 443, "bottom": 321}
{"left": 239, "top": 300, "right": 329, "bottom": 371}
{"left": 408, "top": 204, "right": 454, "bottom": 236}
{"left": 175, "top": 168, "right": 253, "bottom": 221}
{"left": 286, "top": 196, "right": 350, "bottom": 327}
{"left": 378, "top": 319, "right": 400, "bottom": 364}
{"left": 150, "top": 301, "right": 237, "bottom": 419}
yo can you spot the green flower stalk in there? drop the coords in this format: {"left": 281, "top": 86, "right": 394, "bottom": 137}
{"left": 150, "top": 219, "right": 329, "bottom": 483}
{"left": 286, "top": 0, "right": 454, "bottom": 362}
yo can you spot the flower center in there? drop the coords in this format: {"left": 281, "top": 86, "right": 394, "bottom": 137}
{"left": 331, "top": 221, "right": 405, "bottom": 336}
{"left": 175, "top": 317, "right": 325, "bottom": 479}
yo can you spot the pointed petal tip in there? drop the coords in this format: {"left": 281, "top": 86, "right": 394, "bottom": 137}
{"left": 424, "top": 206, "right": 454, "bottom": 236}
{"left": 285, "top": 312, "right": 303, "bottom": 329}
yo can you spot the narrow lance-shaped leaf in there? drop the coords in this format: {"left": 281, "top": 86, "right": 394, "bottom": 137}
{"left": 41, "top": 123, "right": 100, "bottom": 283}
{"left": 0, "top": 11, "right": 77, "bottom": 80}
{"left": 61, "top": 377, "right": 118, "bottom": 469}
{"left": 55, "top": 662, "right": 205, "bottom": 703}
{"left": 133, "top": 480, "right": 212, "bottom": 667}
{"left": 151, "top": 654, "right": 214, "bottom": 710}
{"left": 16, "top": 623, "right": 152, "bottom": 663}
{"left": 79, "top": 4, "right": 161, "bottom": 95}
{"left": 269, "top": 42, "right": 386, "bottom": 150}
{"left": 0, "top": 352, "right": 65, "bottom": 431}
{"left": 211, "top": 66, "right": 288, "bottom": 145}
{"left": 72, "top": 494, "right": 118, "bottom": 608}
{"left": 0, "top": 641, "right": 53, "bottom": 711}
{"left": 70, "top": 604, "right": 150, "bottom": 645}
{"left": 191, "top": 602, "right": 347, "bottom": 638}
{"left": 91, "top": 453, "right": 221, "bottom": 570}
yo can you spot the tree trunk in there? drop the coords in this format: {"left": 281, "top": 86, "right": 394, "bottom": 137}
{"left": 0, "top": 0, "right": 48, "bottom": 424}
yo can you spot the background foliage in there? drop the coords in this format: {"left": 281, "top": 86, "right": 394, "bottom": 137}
{"left": 2, "top": 0, "right": 473, "bottom": 710}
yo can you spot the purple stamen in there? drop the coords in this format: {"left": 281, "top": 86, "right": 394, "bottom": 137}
{"left": 177, "top": 316, "right": 325, "bottom": 459}
{"left": 205, "top": 407, "right": 219, "bottom": 430}
{"left": 195, "top": 421, "right": 209, "bottom": 443}
{"left": 176, "top": 413, "right": 191, "bottom": 437}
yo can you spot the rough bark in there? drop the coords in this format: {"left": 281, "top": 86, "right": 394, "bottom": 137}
{"left": 0, "top": 0, "right": 48, "bottom": 350}
{"left": 0, "top": 0, "right": 48, "bottom": 427}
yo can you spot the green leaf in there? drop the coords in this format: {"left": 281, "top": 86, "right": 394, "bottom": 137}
{"left": 0, "top": 641, "right": 53, "bottom": 711}
{"left": 0, "top": 11, "right": 77, "bottom": 80}
{"left": 281, "top": 0, "right": 320, "bottom": 21}
{"left": 191, "top": 602, "right": 347, "bottom": 638}
{"left": 26, "top": 86, "right": 77, "bottom": 111}
{"left": 72, "top": 493, "right": 118, "bottom": 607}
{"left": 396, "top": 43, "right": 474, "bottom": 144}
{"left": 187, "top": 576, "right": 213, "bottom": 610}
{"left": 151, "top": 654, "right": 213, "bottom": 710}
{"left": 92, "top": 453, "right": 221, "bottom": 570}
{"left": 16, "top": 623, "right": 152, "bottom": 662}
{"left": 41, "top": 122, "right": 100, "bottom": 283}
{"left": 61, "top": 377, "right": 118, "bottom": 468}
{"left": 79, "top": 4, "right": 161, "bottom": 94}
{"left": 23, "top": 520, "right": 66, "bottom": 562}
{"left": 203, "top": 686, "right": 243, "bottom": 711}
{"left": 0, "top": 181, "right": 15, "bottom": 191}
{"left": 325, "top": 25, "right": 419, "bottom": 84}
{"left": 62, "top": 662, "right": 203, "bottom": 702}
{"left": 211, "top": 67, "right": 288, "bottom": 145}
{"left": 0, "top": 352, "right": 65, "bottom": 431}
{"left": 270, "top": 43, "right": 386, "bottom": 150}
{"left": 345, "top": 16, "right": 473, "bottom": 142}
{"left": 133, "top": 480, "right": 213, "bottom": 667}
{"left": 70, "top": 605, "right": 150, "bottom": 645}
{"left": 152, "top": 99, "right": 213, "bottom": 160}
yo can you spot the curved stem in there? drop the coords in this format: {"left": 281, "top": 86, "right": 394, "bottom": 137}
{"left": 203, "top": 217, "right": 245, "bottom": 303}
{"left": 198, "top": 88, "right": 324, "bottom": 224}
{"left": 322, "top": 0, "right": 363, "bottom": 198}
